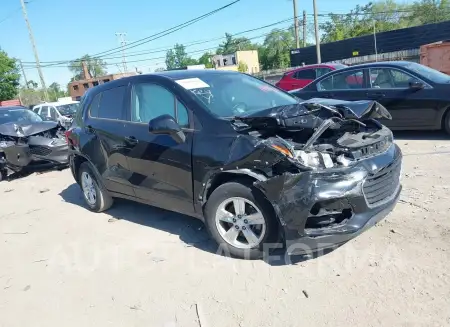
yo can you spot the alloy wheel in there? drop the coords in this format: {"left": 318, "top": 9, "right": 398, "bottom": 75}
{"left": 81, "top": 171, "right": 97, "bottom": 205}
{"left": 215, "top": 197, "right": 266, "bottom": 249}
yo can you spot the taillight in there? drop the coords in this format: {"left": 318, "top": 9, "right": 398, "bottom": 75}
{"left": 64, "top": 129, "right": 71, "bottom": 144}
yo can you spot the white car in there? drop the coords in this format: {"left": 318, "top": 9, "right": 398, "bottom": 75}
{"left": 32, "top": 101, "right": 80, "bottom": 129}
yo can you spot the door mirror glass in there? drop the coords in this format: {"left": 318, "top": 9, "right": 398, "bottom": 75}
{"left": 148, "top": 114, "right": 186, "bottom": 143}
{"left": 409, "top": 81, "right": 424, "bottom": 89}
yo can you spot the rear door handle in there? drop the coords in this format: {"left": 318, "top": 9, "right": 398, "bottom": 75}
{"left": 124, "top": 136, "right": 138, "bottom": 145}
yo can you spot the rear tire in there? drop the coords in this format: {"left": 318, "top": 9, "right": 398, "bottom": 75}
{"left": 204, "top": 181, "right": 278, "bottom": 260}
{"left": 78, "top": 162, "right": 114, "bottom": 212}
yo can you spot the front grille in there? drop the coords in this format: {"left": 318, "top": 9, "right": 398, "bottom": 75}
{"left": 29, "top": 145, "right": 51, "bottom": 157}
{"left": 363, "top": 156, "right": 401, "bottom": 207}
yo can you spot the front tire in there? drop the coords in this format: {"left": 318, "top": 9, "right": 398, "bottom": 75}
{"left": 78, "top": 162, "right": 114, "bottom": 212}
{"left": 204, "top": 181, "right": 278, "bottom": 260}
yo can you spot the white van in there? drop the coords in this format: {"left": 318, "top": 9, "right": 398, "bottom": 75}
{"left": 32, "top": 101, "right": 80, "bottom": 129}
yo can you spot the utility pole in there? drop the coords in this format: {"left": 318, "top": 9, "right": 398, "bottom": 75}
{"left": 312, "top": 0, "right": 321, "bottom": 63}
{"left": 20, "top": 0, "right": 48, "bottom": 100}
{"left": 292, "top": 0, "right": 300, "bottom": 48}
{"left": 115, "top": 32, "right": 128, "bottom": 72}
{"left": 18, "top": 60, "right": 29, "bottom": 89}
{"left": 302, "top": 10, "right": 307, "bottom": 47}
{"left": 373, "top": 20, "right": 378, "bottom": 62}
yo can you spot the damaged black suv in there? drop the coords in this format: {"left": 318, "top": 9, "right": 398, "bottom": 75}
{"left": 67, "top": 70, "right": 402, "bottom": 259}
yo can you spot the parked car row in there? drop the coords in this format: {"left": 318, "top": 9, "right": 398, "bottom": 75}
{"left": 278, "top": 61, "right": 450, "bottom": 134}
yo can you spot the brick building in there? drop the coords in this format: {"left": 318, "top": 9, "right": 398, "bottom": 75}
{"left": 68, "top": 62, "right": 136, "bottom": 100}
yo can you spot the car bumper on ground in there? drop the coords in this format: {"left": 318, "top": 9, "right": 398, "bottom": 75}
{"left": 266, "top": 143, "right": 403, "bottom": 255}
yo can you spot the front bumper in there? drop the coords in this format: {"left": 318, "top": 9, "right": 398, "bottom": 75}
{"left": 285, "top": 185, "right": 401, "bottom": 254}
{"left": 259, "top": 143, "right": 402, "bottom": 255}
{"left": 0, "top": 136, "right": 68, "bottom": 171}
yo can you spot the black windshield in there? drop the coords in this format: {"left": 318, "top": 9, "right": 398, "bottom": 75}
{"left": 175, "top": 73, "right": 298, "bottom": 118}
{"left": 0, "top": 108, "right": 43, "bottom": 124}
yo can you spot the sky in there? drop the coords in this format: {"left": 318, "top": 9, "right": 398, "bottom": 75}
{"left": 0, "top": 0, "right": 367, "bottom": 88}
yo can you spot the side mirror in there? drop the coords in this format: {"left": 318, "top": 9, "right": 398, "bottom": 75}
{"left": 148, "top": 114, "right": 186, "bottom": 144}
{"left": 409, "top": 81, "right": 424, "bottom": 90}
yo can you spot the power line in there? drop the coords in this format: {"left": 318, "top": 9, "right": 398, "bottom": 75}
{"left": 21, "top": 17, "right": 294, "bottom": 66}
{"left": 0, "top": 0, "right": 37, "bottom": 25}
{"left": 23, "top": 26, "right": 294, "bottom": 70}
{"left": 25, "top": 0, "right": 241, "bottom": 69}
{"left": 93, "top": 0, "right": 240, "bottom": 58}
{"left": 0, "top": 7, "right": 21, "bottom": 24}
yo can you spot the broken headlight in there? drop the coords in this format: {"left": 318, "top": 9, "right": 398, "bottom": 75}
{"left": 294, "top": 150, "right": 334, "bottom": 169}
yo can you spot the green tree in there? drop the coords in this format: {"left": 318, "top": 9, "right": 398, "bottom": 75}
{"left": 47, "top": 82, "right": 67, "bottom": 101}
{"left": 165, "top": 44, "right": 198, "bottom": 70}
{"left": 216, "top": 33, "right": 257, "bottom": 54}
{"left": 320, "top": 1, "right": 413, "bottom": 42}
{"left": 0, "top": 49, "right": 20, "bottom": 101}
{"left": 19, "top": 87, "right": 46, "bottom": 106}
{"left": 27, "top": 80, "right": 38, "bottom": 89}
{"left": 409, "top": 0, "right": 450, "bottom": 25}
{"left": 259, "top": 28, "right": 295, "bottom": 70}
{"left": 198, "top": 52, "right": 214, "bottom": 68}
{"left": 69, "top": 54, "right": 107, "bottom": 79}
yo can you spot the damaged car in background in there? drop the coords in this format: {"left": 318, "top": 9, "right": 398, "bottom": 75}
{"left": 0, "top": 106, "right": 69, "bottom": 181}
{"left": 66, "top": 70, "right": 402, "bottom": 260}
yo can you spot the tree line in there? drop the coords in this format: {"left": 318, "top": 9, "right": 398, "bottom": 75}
{"left": 1, "top": 0, "right": 449, "bottom": 103}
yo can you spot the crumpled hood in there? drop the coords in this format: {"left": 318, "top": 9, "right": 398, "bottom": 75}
{"left": 233, "top": 98, "right": 391, "bottom": 131}
{"left": 0, "top": 121, "right": 58, "bottom": 137}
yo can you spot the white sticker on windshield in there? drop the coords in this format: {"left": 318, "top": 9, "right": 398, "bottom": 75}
{"left": 175, "top": 78, "right": 210, "bottom": 90}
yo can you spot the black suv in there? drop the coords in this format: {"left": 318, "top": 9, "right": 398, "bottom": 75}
{"left": 67, "top": 70, "right": 402, "bottom": 259}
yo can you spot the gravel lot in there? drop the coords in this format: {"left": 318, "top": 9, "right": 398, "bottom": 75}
{"left": 1, "top": 132, "right": 449, "bottom": 327}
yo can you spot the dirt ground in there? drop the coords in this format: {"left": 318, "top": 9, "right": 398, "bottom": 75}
{"left": 1, "top": 131, "right": 449, "bottom": 327}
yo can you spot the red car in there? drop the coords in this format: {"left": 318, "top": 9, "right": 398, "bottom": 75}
{"left": 276, "top": 64, "right": 348, "bottom": 91}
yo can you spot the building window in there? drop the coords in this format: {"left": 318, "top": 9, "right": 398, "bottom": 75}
{"left": 232, "top": 57, "right": 236, "bottom": 65}
{"left": 103, "top": 79, "right": 110, "bottom": 83}
{"left": 92, "top": 81, "right": 99, "bottom": 86}
{"left": 83, "top": 83, "right": 89, "bottom": 90}
{"left": 73, "top": 85, "right": 79, "bottom": 91}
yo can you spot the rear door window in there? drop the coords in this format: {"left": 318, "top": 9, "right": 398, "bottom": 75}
{"left": 317, "top": 69, "right": 365, "bottom": 91}
{"left": 293, "top": 69, "right": 316, "bottom": 80}
{"left": 96, "top": 86, "right": 127, "bottom": 120}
